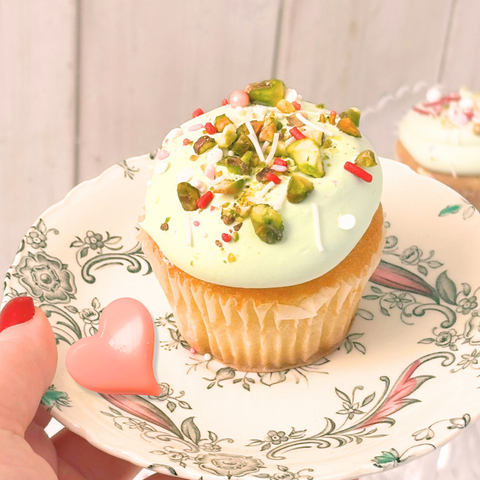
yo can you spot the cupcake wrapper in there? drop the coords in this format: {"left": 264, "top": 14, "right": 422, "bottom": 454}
{"left": 139, "top": 227, "right": 384, "bottom": 372}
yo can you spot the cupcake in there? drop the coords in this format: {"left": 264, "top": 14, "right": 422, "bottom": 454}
{"left": 139, "top": 79, "right": 384, "bottom": 372}
{"left": 396, "top": 87, "right": 480, "bottom": 208}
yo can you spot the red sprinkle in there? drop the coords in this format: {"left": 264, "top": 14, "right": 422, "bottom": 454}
{"left": 183, "top": 138, "right": 191, "bottom": 146}
{"left": 266, "top": 172, "right": 281, "bottom": 184}
{"left": 222, "top": 98, "right": 229, "bottom": 106}
{"left": 292, "top": 101, "right": 301, "bottom": 110}
{"left": 193, "top": 220, "right": 200, "bottom": 227}
{"left": 197, "top": 191, "right": 214, "bottom": 209}
{"left": 273, "top": 158, "right": 288, "bottom": 167}
{"left": 290, "top": 126, "right": 306, "bottom": 140}
{"left": 205, "top": 122, "right": 217, "bottom": 134}
{"left": 189, "top": 347, "right": 196, "bottom": 354}
{"left": 210, "top": 205, "right": 216, "bottom": 212}
{"left": 222, "top": 233, "right": 232, "bottom": 242}
{"left": 344, "top": 161, "right": 372, "bottom": 183}
{"left": 192, "top": 108, "right": 204, "bottom": 118}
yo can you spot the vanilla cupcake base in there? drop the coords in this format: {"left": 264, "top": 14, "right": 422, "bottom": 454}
{"left": 396, "top": 141, "right": 480, "bottom": 210}
{"left": 139, "top": 206, "right": 384, "bottom": 372}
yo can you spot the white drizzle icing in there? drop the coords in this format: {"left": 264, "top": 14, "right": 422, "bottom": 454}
{"left": 256, "top": 181, "right": 275, "bottom": 199}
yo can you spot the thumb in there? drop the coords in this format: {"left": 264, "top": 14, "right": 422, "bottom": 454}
{"left": 0, "top": 296, "right": 57, "bottom": 436}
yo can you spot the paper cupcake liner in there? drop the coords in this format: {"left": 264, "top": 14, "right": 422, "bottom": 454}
{"left": 139, "top": 227, "right": 385, "bottom": 373}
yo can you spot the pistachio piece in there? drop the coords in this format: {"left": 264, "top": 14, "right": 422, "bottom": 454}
{"left": 276, "top": 99, "right": 296, "bottom": 114}
{"left": 216, "top": 124, "right": 237, "bottom": 148}
{"left": 306, "top": 130, "right": 324, "bottom": 146}
{"left": 286, "top": 138, "right": 325, "bottom": 178}
{"left": 213, "top": 179, "right": 245, "bottom": 195}
{"left": 340, "top": 107, "right": 361, "bottom": 127}
{"left": 250, "top": 204, "right": 284, "bottom": 244}
{"left": 319, "top": 114, "right": 326, "bottom": 123}
{"left": 337, "top": 118, "right": 362, "bottom": 137}
{"left": 177, "top": 182, "right": 200, "bottom": 211}
{"left": 221, "top": 207, "right": 238, "bottom": 225}
{"left": 287, "top": 174, "right": 314, "bottom": 204}
{"left": 286, "top": 113, "right": 303, "bottom": 126}
{"left": 235, "top": 204, "right": 252, "bottom": 218}
{"left": 245, "top": 79, "right": 286, "bottom": 107}
{"left": 214, "top": 114, "right": 234, "bottom": 132}
{"left": 256, "top": 166, "right": 274, "bottom": 183}
{"left": 194, "top": 135, "right": 217, "bottom": 155}
{"left": 265, "top": 140, "right": 287, "bottom": 157}
{"left": 355, "top": 150, "right": 378, "bottom": 168}
{"left": 259, "top": 122, "right": 276, "bottom": 142}
{"left": 241, "top": 151, "right": 252, "bottom": 166}
{"left": 221, "top": 156, "right": 251, "bottom": 175}
{"left": 231, "top": 133, "right": 254, "bottom": 155}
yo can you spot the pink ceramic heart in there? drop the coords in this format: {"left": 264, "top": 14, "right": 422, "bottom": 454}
{"left": 66, "top": 298, "right": 161, "bottom": 395}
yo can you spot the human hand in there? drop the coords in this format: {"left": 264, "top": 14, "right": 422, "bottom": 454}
{"left": 0, "top": 296, "right": 167, "bottom": 480}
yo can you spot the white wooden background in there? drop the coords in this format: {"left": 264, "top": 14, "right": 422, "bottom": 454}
{"left": 1, "top": 2, "right": 480, "bottom": 478}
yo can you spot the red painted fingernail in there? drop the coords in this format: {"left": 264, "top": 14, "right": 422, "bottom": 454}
{"left": 0, "top": 297, "right": 36, "bottom": 333}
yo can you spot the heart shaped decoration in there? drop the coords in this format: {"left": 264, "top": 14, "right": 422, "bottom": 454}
{"left": 66, "top": 298, "right": 161, "bottom": 396}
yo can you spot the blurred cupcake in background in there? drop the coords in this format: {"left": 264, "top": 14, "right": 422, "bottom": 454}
{"left": 396, "top": 86, "right": 480, "bottom": 208}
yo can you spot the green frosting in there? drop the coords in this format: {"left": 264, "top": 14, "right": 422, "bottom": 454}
{"left": 140, "top": 100, "right": 382, "bottom": 288}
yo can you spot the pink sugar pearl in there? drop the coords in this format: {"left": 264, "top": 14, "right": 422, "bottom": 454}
{"left": 229, "top": 89, "right": 250, "bottom": 108}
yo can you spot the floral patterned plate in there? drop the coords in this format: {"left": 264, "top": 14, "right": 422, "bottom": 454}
{"left": 3, "top": 156, "right": 480, "bottom": 480}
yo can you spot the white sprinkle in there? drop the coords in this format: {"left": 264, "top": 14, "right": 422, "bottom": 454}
{"left": 163, "top": 127, "right": 183, "bottom": 145}
{"left": 185, "top": 213, "right": 192, "bottom": 246}
{"left": 207, "top": 146, "right": 223, "bottom": 164}
{"left": 265, "top": 132, "right": 280, "bottom": 166}
{"left": 205, "top": 164, "right": 216, "bottom": 180}
{"left": 249, "top": 197, "right": 267, "bottom": 204}
{"left": 209, "top": 175, "right": 225, "bottom": 186}
{"left": 154, "top": 160, "right": 170, "bottom": 175}
{"left": 262, "top": 141, "right": 270, "bottom": 153}
{"left": 177, "top": 168, "right": 194, "bottom": 183}
{"left": 146, "top": 180, "right": 152, "bottom": 186}
{"left": 253, "top": 105, "right": 268, "bottom": 116}
{"left": 274, "top": 187, "right": 287, "bottom": 211}
{"left": 228, "top": 150, "right": 234, "bottom": 156}
{"left": 295, "top": 113, "right": 333, "bottom": 137}
{"left": 271, "top": 164, "right": 287, "bottom": 172}
{"left": 246, "top": 121, "right": 266, "bottom": 163}
{"left": 192, "top": 178, "right": 207, "bottom": 193}
{"left": 285, "top": 88, "right": 298, "bottom": 103}
{"left": 204, "top": 353, "right": 212, "bottom": 361}
{"left": 276, "top": 113, "right": 285, "bottom": 120}
{"left": 338, "top": 214, "right": 356, "bottom": 230}
{"left": 235, "top": 106, "right": 246, "bottom": 114}
{"left": 312, "top": 204, "right": 324, "bottom": 253}
{"left": 201, "top": 232, "right": 208, "bottom": 238}
{"left": 285, "top": 136, "right": 296, "bottom": 147}
{"left": 257, "top": 181, "right": 275, "bottom": 199}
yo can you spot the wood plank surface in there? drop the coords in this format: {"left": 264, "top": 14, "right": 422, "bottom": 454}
{"left": 276, "top": 0, "right": 454, "bottom": 124}
{"left": 440, "top": 0, "right": 480, "bottom": 90}
{"left": 77, "top": 0, "right": 281, "bottom": 182}
{"left": 0, "top": 0, "right": 77, "bottom": 280}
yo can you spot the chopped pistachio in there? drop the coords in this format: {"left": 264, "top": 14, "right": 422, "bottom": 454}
{"left": 216, "top": 124, "right": 237, "bottom": 149}
{"left": 286, "top": 114, "right": 303, "bottom": 126}
{"left": 251, "top": 204, "right": 284, "bottom": 244}
{"left": 323, "top": 138, "right": 333, "bottom": 149}
{"left": 256, "top": 166, "right": 273, "bottom": 183}
{"left": 194, "top": 136, "right": 217, "bottom": 154}
{"left": 227, "top": 253, "right": 236, "bottom": 263}
{"left": 214, "top": 114, "right": 234, "bottom": 132}
{"left": 215, "top": 240, "right": 223, "bottom": 248}
{"left": 286, "top": 138, "right": 325, "bottom": 178}
{"left": 306, "top": 130, "right": 324, "bottom": 146}
{"left": 221, "top": 207, "right": 238, "bottom": 225}
{"left": 259, "top": 123, "right": 276, "bottom": 142}
{"left": 316, "top": 103, "right": 325, "bottom": 109}
{"left": 337, "top": 118, "right": 362, "bottom": 137}
{"left": 245, "top": 79, "right": 286, "bottom": 107}
{"left": 276, "top": 99, "right": 296, "bottom": 114}
{"left": 177, "top": 182, "right": 200, "bottom": 211}
{"left": 213, "top": 179, "right": 245, "bottom": 195}
{"left": 160, "top": 222, "right": 169, "bottom": 231}
{"left": 232, "top": 232, "right": 239, "bottom": 242}
{"left": 287, "top": 174, "right": 314, "bottom": 204}
{"left": 355, "top": 150, "right": 378, "bottom": 168}
{"left": 233, "top": 222, "right": 243, "bottom": 231}
{"left": 341, "top": 107, "right": 361, "bottom": 127}
{"left": 231, "top": 134, "right": 253, "bottom": 155}
{"left": 220, "top": 156, "right": 251, "bottom": 175}
{"left": 190, "top": 154, "right": 200, "bottom": 162}
{"left": 319, "top": 114, "right": 326, "bottom": 123}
